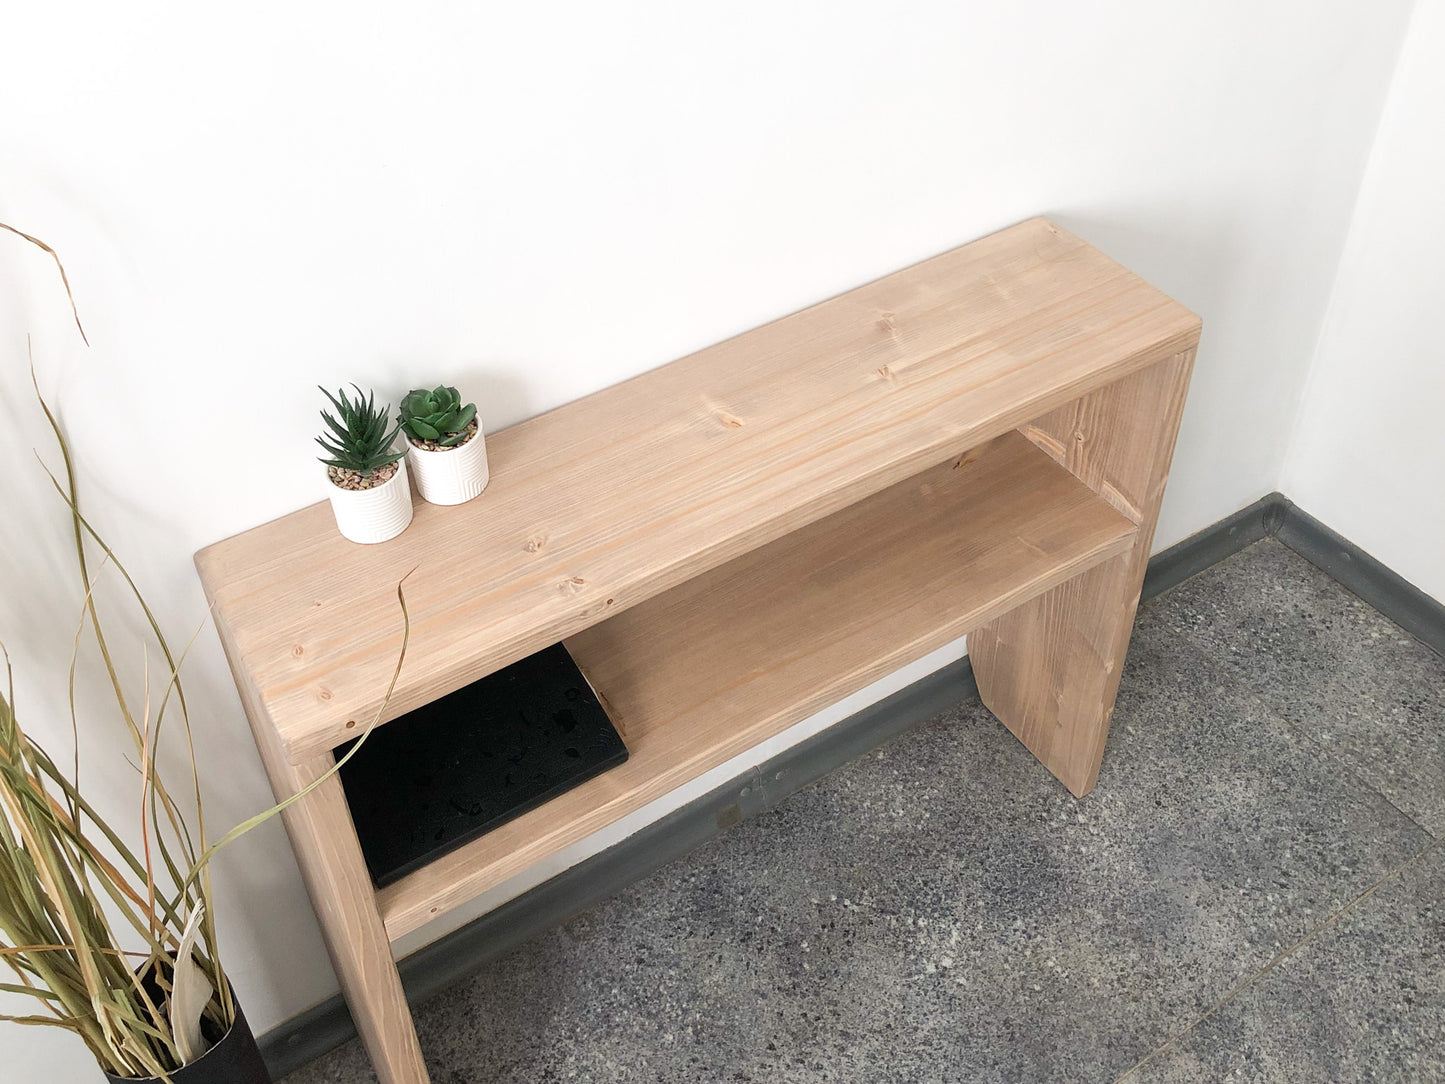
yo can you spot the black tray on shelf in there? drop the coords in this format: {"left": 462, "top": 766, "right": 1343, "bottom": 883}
{"left": 337, "top": 642, "right": 628, "bottom": 887}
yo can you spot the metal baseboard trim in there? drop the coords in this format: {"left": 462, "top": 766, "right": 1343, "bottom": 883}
{"left": 1274, "top": 497, "right": 1445, "bottom": 658}
{"left": 1141, "top": 493, "right": 1278, "bottom": 601}
{"left": 261, "top": 491, "right": 1444, "bottom": 1076}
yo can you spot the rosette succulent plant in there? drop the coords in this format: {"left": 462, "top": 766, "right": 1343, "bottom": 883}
{"left": 316, "top": 384, "right": 406, "bottom": 477}
{"left": 398, "top": 385, "right": 478, "bottom": 448}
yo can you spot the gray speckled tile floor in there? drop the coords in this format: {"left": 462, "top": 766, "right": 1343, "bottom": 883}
{"left": 1134, "top": 540, "right": 1445, "bottom": 835}
{"left": 285, "top": 539, "right": 1444, "bottom": 1084}
{"left": 1126, "top": 843, "right": 1445, "bottom": 1084}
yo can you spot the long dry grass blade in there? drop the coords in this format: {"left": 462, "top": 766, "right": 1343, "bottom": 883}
{"left": 34, "top": 444, "right": 231, "bottom": 1020}
{"left": 1, "top": 226, "right": 88, "bottom": 345}
{"left": 63, "top": 555, "right": 109, "bottom": 857}
{"left": 40, "top": 440, "right": 205, "bottom": 924}
{"left": 0, "top": 983, "right": 62, "bottom": 1000}
{"left": 138, "top": 651, "right": 159, "bottom": 945}
{"left": 33, "top": 389, "right": 212, "bottom": 919}
{"left": 181, "top": 575, "right": 413, "bottom": 893}
{"left": 38, "top": 448, "right": 202, "bottom": 865}
{"left": 4, "top": 235, "right": 231, "bottom": 1075}
{"left": 13, "top": 743, "right": 183, "bottom": 942}
{"left": 0, "top": 944, "right": 147, "bottom": 960}
{"left": 0, "top": 763, "right": 123, "bottom": 1063}
{"left": 2, "top": 679, "right": 183, "bottom": 948}
{"left": 0, "top": 1013, "right": 89, "bottom": 1029}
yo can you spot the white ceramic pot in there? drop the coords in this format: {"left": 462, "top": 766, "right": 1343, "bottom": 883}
{"left": 406, "top": 426, "right": 490, "bottom": 505}
{"left": 326, "top": 457, "right": 414, "bottom": 544}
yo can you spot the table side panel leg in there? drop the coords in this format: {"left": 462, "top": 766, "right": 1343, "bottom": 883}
{"left": 211, "top": 623, "right": 429, "bottom": 1084}
{"left": 969, "top": 347, "right": 1197, "bottom": 796}
{"left": 277, "top": 755, "right": 429, "bottom": 1084}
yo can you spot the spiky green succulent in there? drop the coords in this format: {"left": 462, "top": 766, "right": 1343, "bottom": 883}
{"left": 316, "top": 384, "right": 406, "bottom": 477}
{"left": 398, "top": 385, "right": 478, "bottom": 448}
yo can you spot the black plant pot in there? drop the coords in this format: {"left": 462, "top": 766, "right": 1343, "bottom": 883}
{"left": 103, "top": 995, "right": 271, "bottom": 1084}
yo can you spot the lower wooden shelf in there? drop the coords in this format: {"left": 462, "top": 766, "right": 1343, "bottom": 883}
{"left": 374, "top": 429, "right": 1137, "bottom": 937}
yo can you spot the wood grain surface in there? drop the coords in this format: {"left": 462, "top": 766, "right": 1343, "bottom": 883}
{"left": 970, "top": 349, "right": 1198, "bottom": 796}
{"left": 376, "top": 431, "right": 1137, "bottom": 937}
{"left": 195, "top": 217, "right": 1200, "bottom": 765}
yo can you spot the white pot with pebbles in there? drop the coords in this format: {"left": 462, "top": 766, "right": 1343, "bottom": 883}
{"left": 317, "top": 385, "right": 414, "bottom": 544}
{"left": 398, "top": 385, "right": 489, "bottom": 505}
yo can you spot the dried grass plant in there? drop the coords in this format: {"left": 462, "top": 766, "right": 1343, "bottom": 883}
{"left": 0, "top": 224, "right": 407, "bottom": 1079}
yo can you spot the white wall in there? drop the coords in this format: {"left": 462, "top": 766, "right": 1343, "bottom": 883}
{"left": 1284, "top": 0, "right": 1445, "bottom": 605}
{"left": 0, "top": 2, "right": 1415, "bottom": 1078}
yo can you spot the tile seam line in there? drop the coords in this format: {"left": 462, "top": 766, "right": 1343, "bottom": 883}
{"left": 1246, "top": 688, "right": 1442, "bottom": 845}
{"left": 1130, "top": 588, "right": 1401, "bottom": 830}
{"left": 1208, "top": 536, "right": 1443, "bottom": 841}
{"left": 1111, "top": 835, "right": 1444, "bottom": 1083}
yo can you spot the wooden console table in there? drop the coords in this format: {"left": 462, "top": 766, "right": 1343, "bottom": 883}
{"left": 196, "top": 217, "right": 1200, "bottom": 1083}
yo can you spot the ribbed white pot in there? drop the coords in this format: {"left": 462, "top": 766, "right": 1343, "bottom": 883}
{"left": 326, "top": 458, "right": 414, "bottom": 544}
{"left": 406, "top": 426, "right": 490, "bottom": 505}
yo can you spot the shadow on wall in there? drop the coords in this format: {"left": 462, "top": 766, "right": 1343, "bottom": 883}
{"left": 451, "top": 365, "right": 535, "bottom": 435}
{"left": 1048, "top": 206, "right": 1246, "bottom": 318}
{"left": 1048, "top": 205, "right": 1300, "bottom": 547}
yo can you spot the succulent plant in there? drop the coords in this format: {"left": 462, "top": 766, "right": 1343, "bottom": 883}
{"left": 398, "top": 385, "right": 478, "bottom": 448}
{"left": 316, "top": 384, "right": 406, "bottom": 477}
